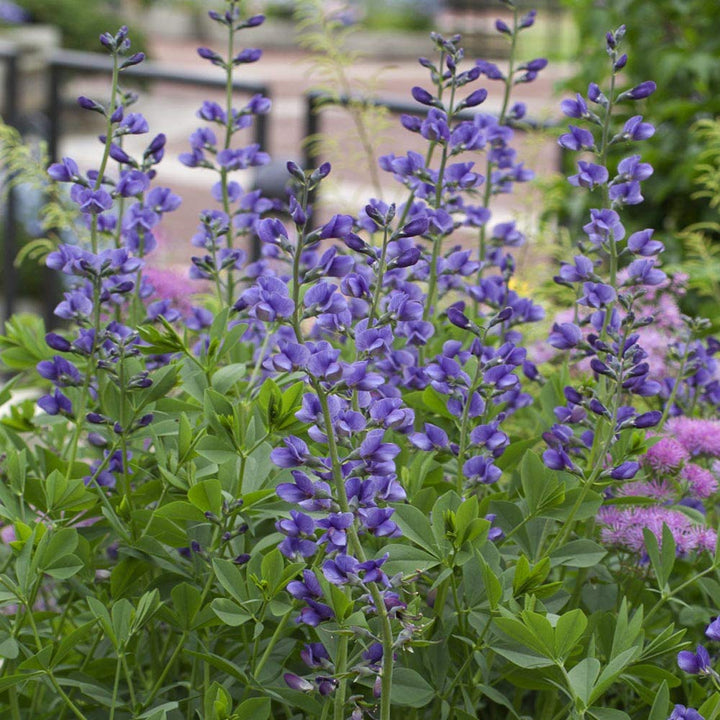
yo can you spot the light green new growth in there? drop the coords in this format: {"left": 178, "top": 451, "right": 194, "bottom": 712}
{"left": 0, "top": 119, "right": 78, "bottom": 268}
{"left": 673, "top": 118, "right": 720, "bottom": 302}
{"left": 294, "top": 0, "right": 391, "bottom": 199}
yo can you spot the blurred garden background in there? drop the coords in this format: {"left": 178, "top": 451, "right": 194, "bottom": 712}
{"left": 2, "top": 0, "right": 720, "bottom": 326}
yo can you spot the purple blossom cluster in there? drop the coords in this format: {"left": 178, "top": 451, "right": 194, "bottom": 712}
{"left": 37, "top": 28, "right": 187, "bottom": 487}
{"left": 541, "top": 26, "right": 668, "bottom": 480}
{"left": 224, "top": 17, "right": 549, "bottom": 704}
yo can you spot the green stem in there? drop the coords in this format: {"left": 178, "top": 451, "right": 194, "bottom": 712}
{"left": 109, "top": 656, "right": 122, "bottom": 720}
{"left": 658, "top": 336, "right": 693, "bottom": 429}
{"left": 316, "top": 387, "right": 394, "bottom": 720}
{"left": 478, "top": 6, "right": 518, "bottom": 274}
{"left": 143, "top": 631, "right": 188, "bottom": 707}
{"left": 47, "top": 671, "right": 90, "bottom": 720}
{"left": 332, "top": 634, "right": 349, "bottom": 720}
{"left": 645, "top": 563, "right": 718, "bottom": 623}
{"left": 455, "top": 359, "right": 484, "bottom": 492}
{"left": 254, "top": 607, "right": 294, "bottom": 678}
{"left": 368, "top": 225, "right": 390, "bottom": 325}
{"left": 222, "top": 19, "right": 236, "bottom": 306}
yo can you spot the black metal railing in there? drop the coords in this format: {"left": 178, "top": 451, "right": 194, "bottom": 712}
{"left": 302, "top": 89, "right": 558, "bottom": 190}
{"left": 45, "top": 49, "right": 271, "bottom": 165}
{"left": 1, "top": 41, "right": 20, "bottom": 323}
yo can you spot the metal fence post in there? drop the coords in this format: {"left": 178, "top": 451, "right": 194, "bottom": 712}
{"left": 1, "top": 44, "right": 19, "bottom": 323}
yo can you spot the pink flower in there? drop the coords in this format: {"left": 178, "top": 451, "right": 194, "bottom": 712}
{"left": 681, "top": 463, "right": 718, "bottom": 499}
{"left": 617, "top": 479, "right": 675, "bottom": 502}
{"left": 666, "top": 418, "right": 720, "bottom": 457}
{"left": 597, "top": 505, "right": 716, "bottom": 556}
{"left": 143, "top": 265, "right": 197, "bottom": 313}
{"left": 643, "top": 437, "right": 689, "bottom": 473}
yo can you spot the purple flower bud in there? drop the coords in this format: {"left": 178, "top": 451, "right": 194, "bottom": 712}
{"left": 45, "top": 332, "right": 72, "bottom": 352}
{"left": 120, "top": 52, "right": 145, "bottom": 69}
{"left": 519, "top": 10, "right": 536, "bottom": 28}
{"left": 587, "top": 83, "right": 603, "bottom": 103}
{"left": 78, "top": 96, "right": 105, "bottom": 113}
{"left": 234, "top": 48, "right": 262, "bottom": 64}
{"left": 284, "top": 673, "right": 314, "bottom": 692}
{"left": 610, "top": 461, "right": 639, "bottom": 479}
{"left": 624, "top": 81, "right": 657, "bottom": 100}
{"left": 614, "top": 53, "right": 628, "bottom": 71}
{"left": 411, "top": 86, "right": 435, "bottom": 106}
{"left": 447, "top": 303, "right": 471, "bottom": 330}
{"left": 495, "top": 19, "right": 512, "bottom": 35}
{"left": 634, "top": 410, "right": 662, "bottom": 428}
{"left": 464, "top": 88, "right": 488, "bottom": 107}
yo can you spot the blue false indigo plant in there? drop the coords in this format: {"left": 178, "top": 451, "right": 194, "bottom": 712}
{"left": 0, "top": 2, "right": 718, "bottom": 720}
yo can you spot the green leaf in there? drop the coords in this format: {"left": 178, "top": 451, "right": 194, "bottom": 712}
{"left": 567, "top": 657, "right": 601, "bottom": 707}
{"left": 235, "top": 697, "right": 271, "bottom": 720}
{"left": 521, "top": 611, "right": 556, "bottom": 658}
{"left": 648, "top": 681, "right": 670, "bottom": 720}
{"left": 587, "top": 708, "right": 631, "bottom": 720}
{"left": 549, "top": 540, "right": 607, "bottom": 568}
{"left": 51, "top": 620, "right": 101, "bottom": 666}
{"left": 479, "top": 554, "right": 503, "bottom": 610}
{"left": 0, "top": 672, "right": 42, "bottom": 692}
{"left": 154, "top": 501, "right": 206, "bottom": 524}
{"left": 44, "top": 554, "right": 84, "bottom": 580}
{"left": 590, "top": 647, "right": 640, "bottom": 702}
{"left": 379, "top": 544, "right": 441, "bottom": 576}
{"left": 420, "top": 386, "right": 454, "bottom": 419}
{"left": 660, "top": 522, "right": 676, "bottom": 586}
{"left": 0, "top": 635, "right": 19, "bottom": 659}
{"left": 492, "top": 647, "right": 556, "bottom": 669}
{"left": 698, "top": 693, "right": 720, "bottom": 720}
{"left": 171, "top": 582, "right": 203, "bottom": 630}
{"left": 185, "top": 650, "right": 248, "bottom": 682}
{"left": 211, "top": 363, "right": 247, "bottom": 394}
{"left": 212, "top": 558, "right": 248, "bottom": 604}
{"left": 391, "top": 503, "right": 439, "bottom": 556}
{"left": 195, "top": 435, "right": 238, "bottom": 465}
{"left": 554, "top": 609, "right": 587, "bottom": 661}
{"left": 390, "top": 667, "right": 435, "bottom": 707}
{"left": 543, "top": 488, "right": 603, "bottom": 521}
{"left": 187, "top": 479, "right": 223, "bottom": 517}
{"left": 520, "top": 451, "right": 565, "bottom": 514}
{"left": 211, "top": 598, "right": 252, "bottom": 627}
